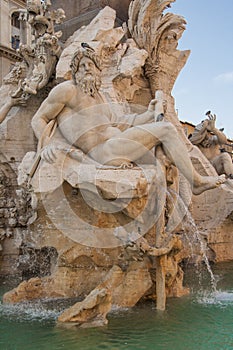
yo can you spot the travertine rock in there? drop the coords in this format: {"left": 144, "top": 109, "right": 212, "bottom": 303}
{"left": 187, "top": 143, "right": 233, "bottom": 262}
{"left": 58, "top": 287, "right": 112, "bottom": 327}
{"left": 192, "top": 182, "right": 233, "bottom": 262}
{"left": 56, "top": 6, "right": 124, "bottom": 80}
{"left": 3, "top": 277, "right": 45, "bottom": 303}
{"left": 118, "top": 40, "right": 148, "bottom": 77}
{"left": 111, "top": 261, "right": 152, "bottom": 307}
{"left": 3, "top": 267, "right": 110, "bottom": 303}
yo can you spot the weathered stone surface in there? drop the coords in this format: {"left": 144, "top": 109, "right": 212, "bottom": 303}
{"left": 24, "top": 154, "right": 158, "bottom": 197}
{"left": 57, "top": 262, "right": 152, "bottom": 327}
{"left": 117, "top": 40, "right": 148, "bottom": 77}
{"left": 111, "top": 261, "right": 153, "bottom": 307}
{"left": 56, "top": 6, "right": 124, "bottom": 80}
{"left": 3, "top": 267, "right": 109, "bottom": 303}
{"left": 192, "top": 182, "right": 233, "bottom": 262}
{"left": 58, "top": 287, "right": 112, "bottom": 327}
{"left": 3, "top": 277, "right": 45, "bottom": 303}
{"left": 0, "top": 161, "right": 37, "bottom": 275}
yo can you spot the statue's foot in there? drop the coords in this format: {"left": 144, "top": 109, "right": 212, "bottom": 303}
{"left": 193, "top": 174, "right": 226, "bottom": 195}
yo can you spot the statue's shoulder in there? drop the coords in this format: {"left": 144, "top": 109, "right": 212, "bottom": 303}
{"left": 49, "top": 80, "right": 76, "bottom": 100}
{"left": 53, "top": 80, "right": 74, "bottom": 92}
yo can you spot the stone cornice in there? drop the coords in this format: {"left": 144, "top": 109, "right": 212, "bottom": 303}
{"left": 0, "top": 44, "right": 21, "bottom": 61}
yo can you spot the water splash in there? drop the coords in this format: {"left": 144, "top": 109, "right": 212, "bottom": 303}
{"left": 166, "top": 189, "right": 217, "bottom": 292}
{"left": 0, "top": 300, "right": 62, "bottom": 322}
{"left": 196, "top": 290, "right": 233, "bottom": 307}
{"left": 186, "top": 212, "right": 217, "bottom": 292}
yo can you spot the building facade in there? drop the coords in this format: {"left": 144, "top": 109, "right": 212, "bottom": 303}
{"left": 0, "top": 0, "right": 29, "bottom": 84}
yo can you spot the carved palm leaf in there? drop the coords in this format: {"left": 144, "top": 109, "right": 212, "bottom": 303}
{"left": 128, "top": 0, "right": 187, "bottom": 60}
{"left": 128, "top": 0, "right": 175, "bottom": 49}
{"left": 128, "top": 0, "right": 187, "bottom": 93}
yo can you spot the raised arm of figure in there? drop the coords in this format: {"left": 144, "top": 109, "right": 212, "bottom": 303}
{"left": 207, "top": 114, "right": 227, "bottom": 145}
{"left": 121, "top": 90, "right": 166, "bottom": 129}
{"left": 31, "top": 83, "right": 71, "bottom": 140}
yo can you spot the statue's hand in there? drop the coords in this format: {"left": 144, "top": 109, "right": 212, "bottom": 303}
{"left": 148, "top": 98, "right": 157, "bottom": 112}
{"left": 206, "top": 113, "right": 216, "bottom": 132}
{"left": 40, "top": 144, "right": 57, "bottom": 163}
{"left": 148, "top": 91, "right": 167, "bottom": 122}
{"left": 148, "top": 98, "right": 167, "bottom": 112}
{"left": 11, "top": 96, "right": 27, "bottom": 107}
{"left": 6, "top": 95, "right": 26, "bottom": 107}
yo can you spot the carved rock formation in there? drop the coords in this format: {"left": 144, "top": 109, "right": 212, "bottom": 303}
{"left": 57, "top": 287, "right": 112, "bottom": 327}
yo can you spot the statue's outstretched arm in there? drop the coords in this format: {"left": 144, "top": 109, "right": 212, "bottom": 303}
{"left": 0, "top": 96, "right": 26, "bottom": 124}
{"left": 0, "top": 99, "right": 12, "bottom": 124}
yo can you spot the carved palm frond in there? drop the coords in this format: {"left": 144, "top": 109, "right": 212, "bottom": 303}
{"left": 127, "top": 0, "right": 188, "bottom": 94}
{"left": 128, "top": 0, "right": 176, "bottom": 52}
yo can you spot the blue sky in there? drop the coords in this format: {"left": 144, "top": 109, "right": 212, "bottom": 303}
{"left": 167, "top": 0, "right": 233, "bottom": 138}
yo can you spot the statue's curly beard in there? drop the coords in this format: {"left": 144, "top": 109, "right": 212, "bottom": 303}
{"left": 75, "top": 72, "right": 101, "bottom": 97}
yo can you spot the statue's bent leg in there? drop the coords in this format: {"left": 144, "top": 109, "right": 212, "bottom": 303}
{"left": 89, "top": 121, "right": 174, "bottom": 166}
{"left": 97, "top": 121, "right": 195, "bottom": 184}
{"left": 89, "top": 121, "right": 226, "bottom": 194}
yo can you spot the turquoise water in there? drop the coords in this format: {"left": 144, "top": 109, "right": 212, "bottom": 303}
{"left": 0, "top": 262, "right": 233, "bottom": 350}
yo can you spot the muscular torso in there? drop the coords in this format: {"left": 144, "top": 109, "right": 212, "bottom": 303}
{"left": 56, "top": 83, "right": 121, "bottom": 153}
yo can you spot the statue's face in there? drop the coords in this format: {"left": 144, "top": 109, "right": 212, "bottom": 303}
{"left": 77, "top": 57, "right": 99, "bottom": 78}
{"left": 74, "top": 56, "right": 101, "bottom": 96}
